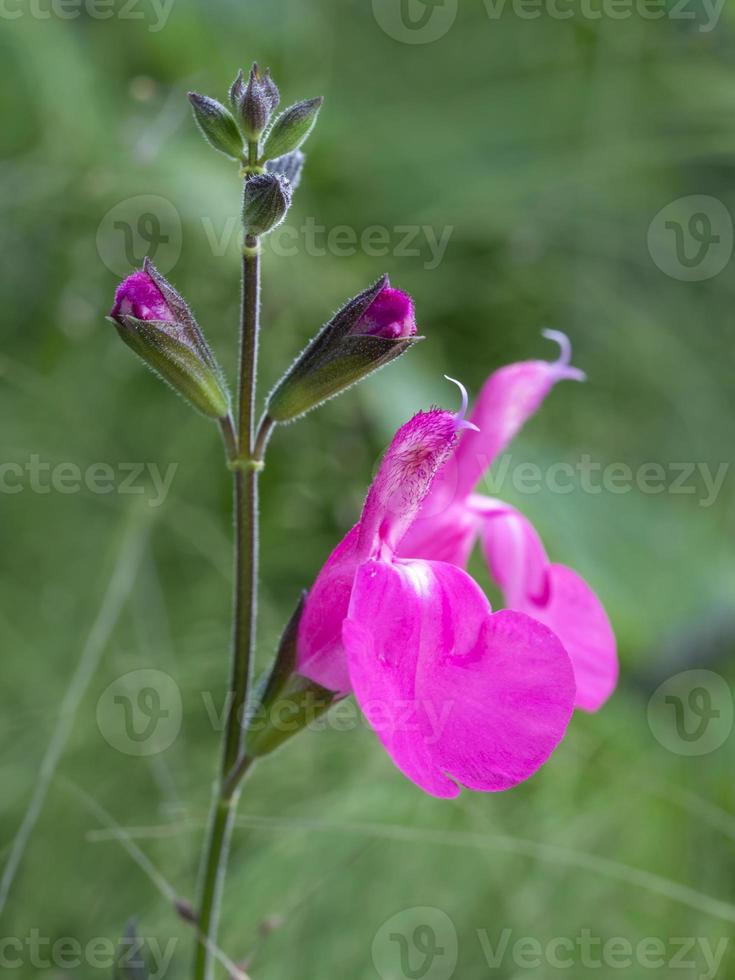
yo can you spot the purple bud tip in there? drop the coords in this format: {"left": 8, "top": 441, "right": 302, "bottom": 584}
{"left": 110, "top": 270, "right": 175, "bottom": 324}
{"left": 355, "top": 285, "right": 417, "bottom": 340}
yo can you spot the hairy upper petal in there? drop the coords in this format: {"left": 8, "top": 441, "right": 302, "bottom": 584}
{"left": 479, "top": 506, "right": 617, "bottom": 712}
{"left": 343, "top": 558, "right": 576, "bottom": 798}
{"left": 359, "top": 409, "right": 460, "bottom": 557}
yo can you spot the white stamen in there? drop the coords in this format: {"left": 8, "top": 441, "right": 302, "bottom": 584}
{"left": 444, "top": 375, "right": 480, "bottom": 432}
{"left": 541, "top": 329, "right": 586, "bottom": 382}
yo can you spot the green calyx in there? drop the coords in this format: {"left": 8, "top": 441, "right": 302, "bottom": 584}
{"left": 267, "top": 334, "right": 421, "bottom": 423}
{"left": 112, "top": 316, "right": 230, "bottom": 419}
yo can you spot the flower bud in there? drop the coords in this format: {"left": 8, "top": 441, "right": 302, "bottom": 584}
{"left": 265, "top": 149, "right": 305, "bottom": 191}
{"left": 245, "top": 593, "right": 338, "bottom": 759}
{"left": 262, "top": 97, "right": 323, "bottom": 162}
{"left": 108, "top": 259, "right": 230, "bottom": 419}
{"left": 230, "top": 63, "right": 280, "bottom": 141}
{"left": 242, "top": 173, "right": 292, "bottom": 237}
{"left": 267, "top": 276, "right": 421, "bottom": 423}
{"left": 188, "top": 92, "right": 244, "bottom": 160}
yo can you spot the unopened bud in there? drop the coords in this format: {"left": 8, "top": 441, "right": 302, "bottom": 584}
{"left": 231, "top": 63, "right": 280, "bottom": 141}
{"left": 242, "top": 173, "right": 292, "bottom": 237}
{"left": 266, "top": 276, "right": 421, "bottom": 423}
{"left": 108, "top": 259, "right": 230, "bottom": 419}
{"left": 188, "top": 92, "right": 243, "bottom": 160}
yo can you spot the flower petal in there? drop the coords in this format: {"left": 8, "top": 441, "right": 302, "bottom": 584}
{"left": 297, "top": 524, "right": 360, "bottom": 694}
{"left": 396, "top": 502, "right": 479, "bottom": 567}
{"left": 453, "top": 338, "right": 584, "bottom": 499}
{"left": 343, "top": 558, "right": 576, "bottom": 797}
{"left": 479, "top": 506, "right": 617, "bottom": 712}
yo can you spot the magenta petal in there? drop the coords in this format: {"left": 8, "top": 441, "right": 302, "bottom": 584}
{"left": 111, "top": 270, "right": 175, "bottom": 323}
{"left": 480, "top": 507, "right": 617, "bottom": 712}
{"left": 296, "top": 524, "right": 361, "bottom": 694}
{"left": 453, "top": 351, "right": 583, "bottom": 499}
{"left": 538, "top": 565, "right": 619, "bottom": 712}
{"left": 396, "top": 502, "right": 478, "bottom": 567}
{"left": 343, "top": 558, "right": 576, "bottom": 797}
{"left": 353, "top": 285, "right": 417, "bottom": 339}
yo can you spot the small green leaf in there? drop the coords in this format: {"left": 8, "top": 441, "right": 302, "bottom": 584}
{"left": 188, "top": 92, "right": 244, "bottom": 160}
{"left": 262, "top": 97, "right": 323, "bottom": 161}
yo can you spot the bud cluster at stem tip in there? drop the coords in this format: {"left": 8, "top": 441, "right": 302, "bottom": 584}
{"left": 188, "top": 62, "right": 323, "bottom": 178}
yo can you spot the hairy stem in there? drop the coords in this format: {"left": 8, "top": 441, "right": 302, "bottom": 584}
{"left": 193, "top": 220, "right": 264, "bottom": 979}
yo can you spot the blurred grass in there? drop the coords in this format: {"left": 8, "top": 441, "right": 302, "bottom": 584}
{"left": 1, "top": 0, "right": 735, "bottom": 977}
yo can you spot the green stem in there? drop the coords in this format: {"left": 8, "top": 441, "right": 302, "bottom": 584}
{"left": 193, "top": 190, "right": 264, "bottom": 980}
{"left": 253, "top": 413, "right": 275, "bottom": 463}
{"left": 218, "top": 414, "right": 238, "bottom": 464}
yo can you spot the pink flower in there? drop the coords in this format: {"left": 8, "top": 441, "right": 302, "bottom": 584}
{"left": 297, "top": 393, "right": 577, "bottom": 798}
{"left": 398, "top": 331, "right": 618, "bottom": 713}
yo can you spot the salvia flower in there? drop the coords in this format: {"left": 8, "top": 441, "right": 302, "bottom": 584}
{"left": 296, "top": 383, "right": 578, "bottom": 798}
{"left": 398, "top": 331, "right": 618, "bottom": 713}
{"left": 109, "top": 259, "right": 230, "bottom": 419}
{"left": 266, "top": 276, "right": 420, "bottom": 423}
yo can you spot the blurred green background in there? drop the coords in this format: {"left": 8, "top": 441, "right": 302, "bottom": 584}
{"left": 2, "top": 0, "right": 735, "bottom": 976}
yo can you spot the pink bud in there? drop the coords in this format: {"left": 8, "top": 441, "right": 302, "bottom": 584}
{"left": 351, "top": 283, "right": 416, "bottom": 340}
{"left": 110, "top": 270, "right": 175, "bottom": 324}
{"left": 106, "top": 261, "right": 230, "bottom": 419}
